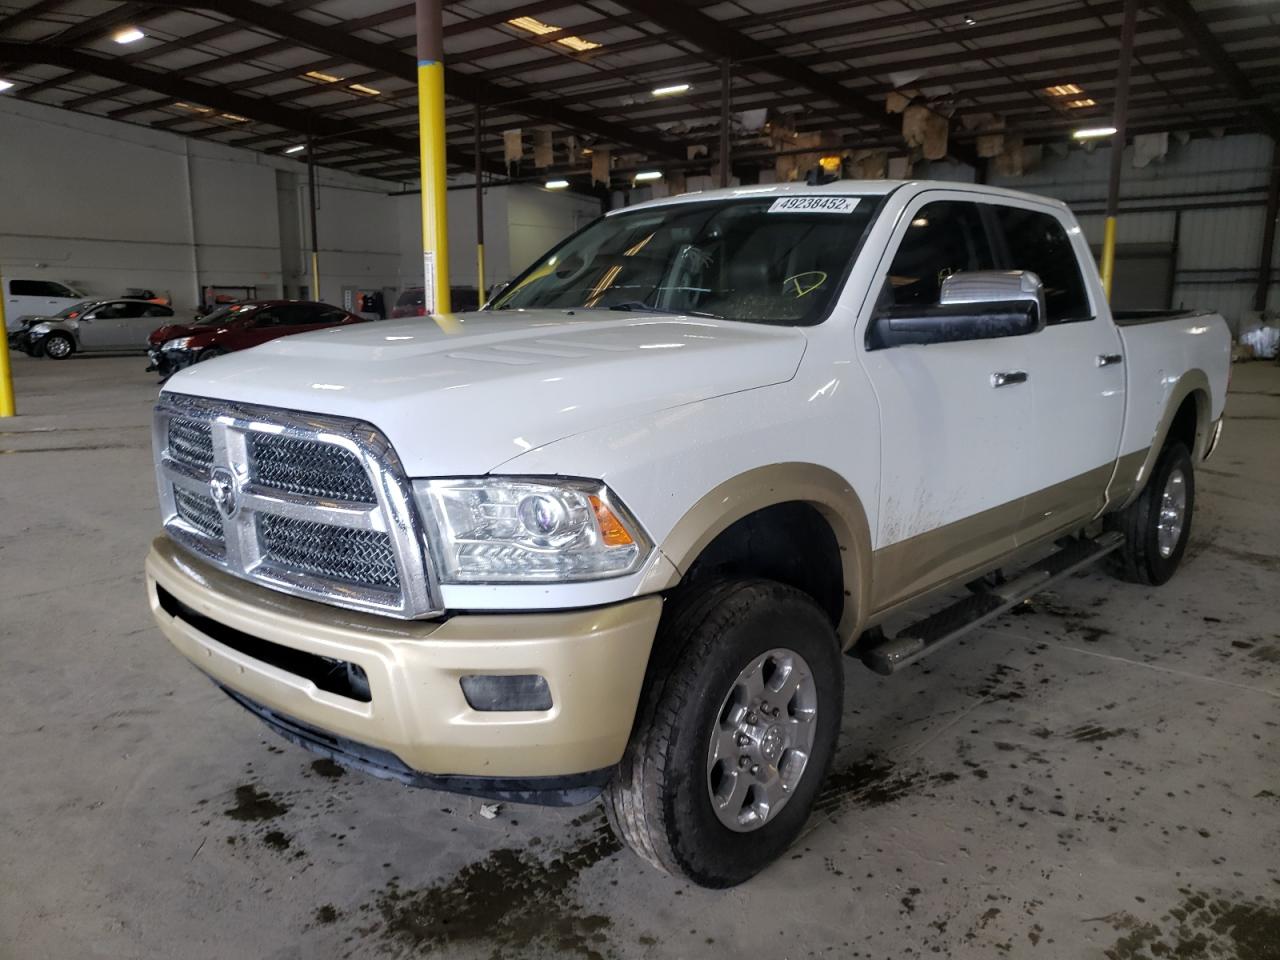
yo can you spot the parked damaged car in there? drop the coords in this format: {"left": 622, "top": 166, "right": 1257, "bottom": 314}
{"left": 9, "top": 298, "right": 176, "bottom": 358}
{"left": 147, "top": 300, "right": 366, "bottom": 379}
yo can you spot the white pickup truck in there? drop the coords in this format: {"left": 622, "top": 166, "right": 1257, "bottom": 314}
{"left": 146, "top": 180, "right": 1230, "bottom": 887}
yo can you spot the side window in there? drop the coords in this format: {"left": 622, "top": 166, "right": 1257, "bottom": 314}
{"left": 143, "top": 305, "right": 173, "bottom": 318}
{"left": 45, "top": 282, "right": 75, "bottom": 298}
{"left": 93, "top": 302, "right": 128, "bottom": 319}
{"left": 116, "top": 302, "right": 150, "bottom": 318}
{"left": 251, "top": 308, "right": 281, "bottom": 327}
{"left": 10, "top": 280, "right": 41, "bottom": 296}
{"left": 993, "top": 206, "right": 1092, "bottom": 324}
{"left": 309, "top": 307, "right": 349, "bottom": 325}
{"left": 884, "top": 201, "right": 995, "bottom": 307}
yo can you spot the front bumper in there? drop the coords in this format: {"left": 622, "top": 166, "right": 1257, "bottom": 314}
{"left": 147, "top": 347, "right": 194, "bottom": 376}
{"left": 7, "top": 330, "right": 42, "bottom": 355}
{"left": 146, "top": 537, "right": 661, "bottom": 788}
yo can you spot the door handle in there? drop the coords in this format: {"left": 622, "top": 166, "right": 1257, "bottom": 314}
{"left": 990, "top": 371, "right": 1028, "bottom": 388}
{"left": 1097, "top": 353, "right": 1123, "bottom": 367}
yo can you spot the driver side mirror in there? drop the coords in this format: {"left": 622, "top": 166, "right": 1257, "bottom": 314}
{"left": 867, "top": 270, "right": 1046, "bottom": 350}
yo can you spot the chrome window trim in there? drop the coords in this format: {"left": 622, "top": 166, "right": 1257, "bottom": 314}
{"left": 153, "top": 392, "right": 441, "bottom": 619}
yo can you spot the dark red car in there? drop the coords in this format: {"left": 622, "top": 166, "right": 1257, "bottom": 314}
{"left": 147, "top": 300, "right": 365, "bottom": 379}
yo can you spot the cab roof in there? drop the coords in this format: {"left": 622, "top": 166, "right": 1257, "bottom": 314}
{"left": 613, "top": 179, "right": 1071, "bottom": 215}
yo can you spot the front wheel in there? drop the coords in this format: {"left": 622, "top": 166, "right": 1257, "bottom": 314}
{"left": 1107, "top": 441, "right": 1195, "bottom": 585}
{"left": 43, "top": 333, "right": 74, "bottom": 359}
{"left": 603, "top": 579, "right": 843, "bottom": 887}
{"left": 197, "top": 346, "right": 228, "bottom": 363}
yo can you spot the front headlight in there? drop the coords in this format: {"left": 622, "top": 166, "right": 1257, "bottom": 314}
{"left": 30, "top": 323, "right": 51, "bottom": 334}
{"left": 414, "top": 478, "right": 651, "bottom": 583}
{"left": 163, "top": 337, "right": 194, "bottom": 350}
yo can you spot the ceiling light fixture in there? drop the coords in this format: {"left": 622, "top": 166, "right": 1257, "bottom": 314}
{"left": 545, "top": 179, "right": 570, "bottom": 189}
{"left": 1073, "top": 126, "right": 1117, "bottom": 139}
{"left": 113, "top": 26, "right": 144, "bottom": 44}
{"left": 348, "top": 83, "right": 381, "bottom": 96}
{"left": 0, "top": 79, "right": 14, "bottom": 93}
{"left": 507, "top": 16, "right": 601, "bottom": 52}
{"left": 1044, "top": 83, "right": 1083, "bottom": 97}
{"left": 652, "top": 83, "right": 691, "bottom": 97}
{"left": 220, "top": 113, "right": 249, "bottom": 123}
{"left": 304, "top": 70, "right": 345, "bottom": 83}
{"left": 963, "top": 15, "right": 977, "bottom": 25}
{"left": 1065, "top": 98, "right": 1097, "bottom": 109}
{"left": 634, "top": 170, "right": 663, "bottom": 182}
{"left": 173, "top": 102, "right": 213, "bottom": 114}
{"left": 285, "top": 144, "right": 306, "bottom": 154}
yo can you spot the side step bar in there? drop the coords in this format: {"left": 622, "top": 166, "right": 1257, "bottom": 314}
{"left": 855, "top": 531, "right": 1125, "bottom": 676}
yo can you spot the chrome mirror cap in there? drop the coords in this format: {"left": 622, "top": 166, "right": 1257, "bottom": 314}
{"left": 940, "top": 270, "right": 1046, "bottom": 331}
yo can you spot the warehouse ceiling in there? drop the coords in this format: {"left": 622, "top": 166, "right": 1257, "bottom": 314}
{"left": 0, "top": 0, "right": 1278, "bottom": 184}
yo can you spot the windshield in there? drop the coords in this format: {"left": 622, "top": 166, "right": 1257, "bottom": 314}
{"left": 194, "top": 303, "right": 256, "bottom": 327}
{"left": 57, "top": 300, "right": 98, "bottom": 318}
{"left": 489, "top": 195, "right": 878, "bottom": 325}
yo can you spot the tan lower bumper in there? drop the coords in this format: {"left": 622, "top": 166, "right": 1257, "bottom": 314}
{"left": 145, "top": 538, "right": 661, "bottom": 778}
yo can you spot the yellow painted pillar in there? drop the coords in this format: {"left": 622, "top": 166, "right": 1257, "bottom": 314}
{"left": 1099, "top": 216, "right": 1118, "bottom": 300}
{"left": 417, "top": 0, "right": 450, "bottom": 315}
{"left": 0, "top": 263, "right": 15, "bottom": 417}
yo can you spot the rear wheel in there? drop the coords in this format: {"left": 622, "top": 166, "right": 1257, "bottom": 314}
{"left": 43, "top": 333, "right": 74, "bottom": 359}
{"left": 198, "top": 346, "right": 228, "bottom": 362}
{"left": 603, "top": 579, "right": 843, "bottom": 887}
{"left": 1107, "top": 441, "right": 1195, "bottom": 585}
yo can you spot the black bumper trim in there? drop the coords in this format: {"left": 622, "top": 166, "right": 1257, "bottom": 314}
{"left": 218, "top": 685, "right": 612, "bottom": 807}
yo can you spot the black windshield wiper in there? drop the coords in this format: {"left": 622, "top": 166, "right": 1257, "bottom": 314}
{"left": 606, "top": 302, "right": 721, "bottom": 319}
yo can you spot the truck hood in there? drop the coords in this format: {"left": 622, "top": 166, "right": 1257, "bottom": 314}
{"left": 162, "top": 310, "right": 808, "bottom": 475}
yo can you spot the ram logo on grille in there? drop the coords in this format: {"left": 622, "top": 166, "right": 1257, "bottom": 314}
{"left": 152, "top": 395, "right": 438, "bottom": 619}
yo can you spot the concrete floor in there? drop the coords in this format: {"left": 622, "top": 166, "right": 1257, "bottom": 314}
{"left": 1, "top": 353, "right": 1277, "bottom": 960}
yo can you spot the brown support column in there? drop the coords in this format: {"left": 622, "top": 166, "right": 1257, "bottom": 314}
{"left": 1255, "top": 137, "right": 1279, "bottom": 312}
{"left": 1100, "top": 0, "right": 1139, "bottom": 300}
{"left": 719, "top": 57, "right": 731, "bottom": 188}
{"left": 474, "top": 103, "right": 486, "bottom": 302}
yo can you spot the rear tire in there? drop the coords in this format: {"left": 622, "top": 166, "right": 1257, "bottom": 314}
{"left": 603, "top": 579, "right": 843, "bottom": 888}
{"left": 43, "top": 333, "right": 74, "bottom": 360}
{"left": 1107, "top": 441, "right": 1194, "bottom": 585}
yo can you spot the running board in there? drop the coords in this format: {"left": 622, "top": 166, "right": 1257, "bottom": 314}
{"left": 855, "top": 531, "right": 1125, "bottom": 676}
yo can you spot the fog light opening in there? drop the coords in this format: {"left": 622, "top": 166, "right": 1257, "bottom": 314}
{"left": 460, "top": 674, "right": 553, "bottom": 712}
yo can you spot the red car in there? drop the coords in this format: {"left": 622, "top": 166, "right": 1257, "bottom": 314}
{"left": 147, "top": 300, "right": 365, "bottom": 379}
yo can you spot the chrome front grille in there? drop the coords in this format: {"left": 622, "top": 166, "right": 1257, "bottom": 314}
{"left": 258, "top": 515, "right": 400, "bottom": 590}
{"left": 173, "top": 486, "right": 225, "bottom": 547}
{"left": 168, "top": 417, "right": 213, "bottom": 471}
{"left": 247, "top": 433, "right": 376, "bottom": 502}
{"left": 153, "top": 394, "right": 439, "bottom": 618}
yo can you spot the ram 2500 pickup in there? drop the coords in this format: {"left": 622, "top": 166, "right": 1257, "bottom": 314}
{"left": 145, "top": 180, "right": 1230, "bottom": 887}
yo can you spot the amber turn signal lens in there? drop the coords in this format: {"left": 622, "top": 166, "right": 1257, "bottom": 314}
{"left": 589, "top": 495, "right": 634, "bottom": 547}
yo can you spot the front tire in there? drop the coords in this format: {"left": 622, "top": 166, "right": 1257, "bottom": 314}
{"left": 1107, "top": 441, "right": 1195, "bottom": 585}
{"left": 43, "top": 333, "right": 74, "bottom": 359}
{"left": 197, "top": 346, "right": 228, "bottom": 363}
{"left": 603, "top": 579, "right": 843, "bottom": 887}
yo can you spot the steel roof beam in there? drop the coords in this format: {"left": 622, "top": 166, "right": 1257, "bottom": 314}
{"left": 0, "top": 40, "right": 505, "bottom": 176}
{"left": 184, "top": 0, "right": 683, "bottom": 159}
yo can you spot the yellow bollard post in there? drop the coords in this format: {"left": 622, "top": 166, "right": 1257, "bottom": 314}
{"left": 417, "top": 0, "right": 451, "bottom": 316}
{"left": 0, "top": 263, "right": 15, "bottom": 417}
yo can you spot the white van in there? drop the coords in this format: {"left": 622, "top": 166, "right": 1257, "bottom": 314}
{"left": 4, "top": 278, "right": 88, "bottom": 331}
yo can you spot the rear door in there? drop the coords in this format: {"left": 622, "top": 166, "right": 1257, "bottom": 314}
{"left": 860, "top": 192, "right": 1035, "bottom": 611}
{"left": 986, "top": 201, "right": 1125, "bottom": 542}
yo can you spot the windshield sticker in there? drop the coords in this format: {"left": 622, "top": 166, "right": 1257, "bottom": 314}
{"left": 767, "top": 196, "right": 860, "bottom": 214}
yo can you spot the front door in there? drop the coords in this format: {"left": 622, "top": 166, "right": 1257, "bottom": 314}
{"left": 986, "top": 200, "right": 1126, "bottom": 543}
{"left": 77, "top": 301, "right": 132, "bottom": 348}
{"left": 859, "top": 192, "right": 1036, "bottom": 612}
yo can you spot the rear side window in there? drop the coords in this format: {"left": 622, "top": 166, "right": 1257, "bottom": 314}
{"left": 883, "top": 201, "right": 995, "bottom": 307}
{"left": 310, "top": 307, "right": 350, "bottom": 325}
{"left": 992, "top": 206, "right": 1092, "bottom": 324}
{"left": 144, "top": 305, "right": 174, "bottom": 318}
{"left": 396, "top": 289, "right": 424, "bottom": 308}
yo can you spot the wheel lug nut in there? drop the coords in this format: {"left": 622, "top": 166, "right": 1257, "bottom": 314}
{"left": 737, "top": 734, "right": 751, "bottom": 746}
{"left": 746, "top": 712, "right": 758, "bottom": 724}
{"left": 750, "top": 764, "right": 761, "bottom": 776}
{"left": 739, "top": 755, "right": 751, "bottom": 769}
